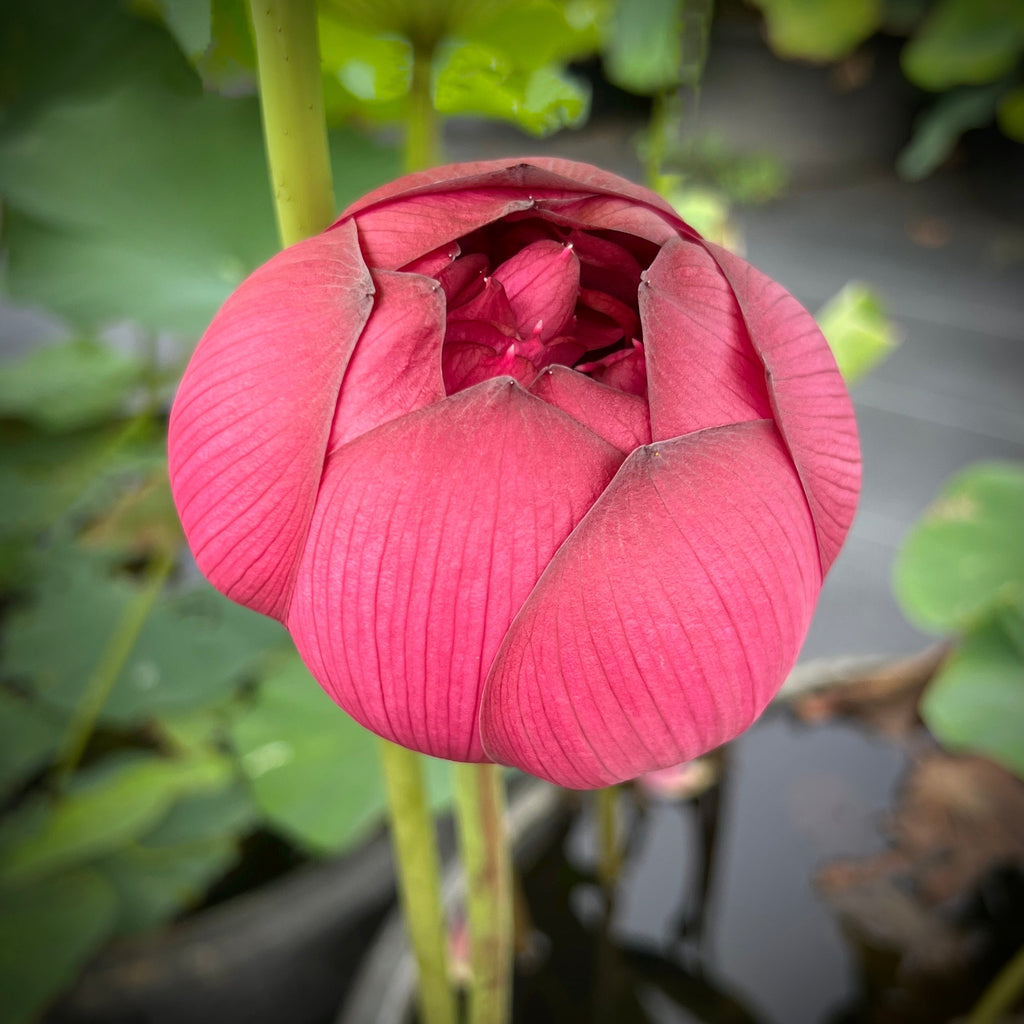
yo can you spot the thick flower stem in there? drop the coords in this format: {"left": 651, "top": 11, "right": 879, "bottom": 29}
{"left": 454, "top": 763, "right": 513, "bottom": 1024}
{"left": 378, "top": 740, "right": 458, "bottom": 1024}
{"left": 249, "top": 0, "right": 335, "bottom": 247}
{"left": 248, "top": 7, "right": 454, "bottom": 1023}
{"left": 405, "top": 47, "right": 439, "bottom": 174}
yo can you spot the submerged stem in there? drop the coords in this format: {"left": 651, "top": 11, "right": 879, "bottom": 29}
{"left": 454, "top": 763, "right": 513, "bottom": 1024}
{"left": 249, "top": 0, "right": 335, "bottom": 247}
{"left": 378, "top": 740, "right": 458, "bottom": 1024}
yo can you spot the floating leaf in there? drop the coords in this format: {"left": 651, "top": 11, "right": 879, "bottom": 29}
{"left": 902, "top": 0, "right": 1024, "bottom": 90}
{"left": 897, "top": 83, "right": 1006, "bottom": 180}
{"left": 894, "top": 462, "right": 1024, "bottom": 632}
{"left": 750, "top": 0, "right": 881, "bottom": 62}
{"left": 0, "top": 753, "right": 231, "bottom": 886}
{"left": 0, "top": 340, "right": 147, "bottom": 432}
{"left": 0, "top": 869, "right": 117, "bottom": 1024}
{"left": 922, "top": 611, "right": 1024, "bottom": 777}
{"left": 816, "top": 282, "right": 898, "bottom": 385}
{"left": 230, "top": 654, "right": 387, "bottom": 854}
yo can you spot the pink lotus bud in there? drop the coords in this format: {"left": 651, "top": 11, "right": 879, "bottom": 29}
{"left": 168, "top": 159, "right": 860, "bottom": 789}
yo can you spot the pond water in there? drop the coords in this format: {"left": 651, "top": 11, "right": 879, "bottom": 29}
{"left": 517, "top": 711, "right": 909, "bottom": 1024}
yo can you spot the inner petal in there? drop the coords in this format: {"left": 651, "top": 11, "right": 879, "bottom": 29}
{"left": 434, "top": 218, "right": 658, "bottom": 402}
{"left": 491, "top": 240, "right": 579, "bottom": 342}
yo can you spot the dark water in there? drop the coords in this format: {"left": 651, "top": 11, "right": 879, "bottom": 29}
{"left": 514, "top": 713, "right": 909, "bottom": 1024}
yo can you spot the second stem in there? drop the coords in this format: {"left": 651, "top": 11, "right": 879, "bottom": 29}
{"left": 454, "top": 763, "right": 513, "bottom": 1024}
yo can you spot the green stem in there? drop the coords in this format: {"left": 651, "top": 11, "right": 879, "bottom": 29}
{"left": 454, "top": 763, "right": 513, "bottom": 1024}
{"left": 405, "top": 46, "right": 439, "bottom": 173}
{"left": 249, "top": 0, "right": 335, "bottom": 247}
{"left": 378, "top": 741, "right": 458, "bottom": 1024}
{"left": 966, "top": 944, "right": 1024, "bottom": 1024}
{"left": 54, "top": 552, "right": 175, "bottom": 786}
{"left": 645, "top": 91, "right": 669, "bottom": 190}
{"left": 596, "top": 786, "right": 622, "bottom": 892}
{"left": 247, "top": 10, "right": 454, "bottom": 1022}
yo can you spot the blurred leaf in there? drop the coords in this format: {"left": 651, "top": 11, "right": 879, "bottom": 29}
{"left": 893, "top": 461, "right": 1024, "bottom": 632}
{"left": 0, "top": 340, "right": 147, "bottom": 432}
{"left": 0, "top": 88, "right": 276, "bottom": 337}
{"left": 0, "top": 424, "right": 132, "bottom": 541}
{"left": 750, "top": 0, "right": 882, "bottom": 62}
{"left": 94, "top": 772, "right": 256, "bottom": 934}
{"left": 319, "top": 0, "right": 513, "bottom": 47}
{"left": 3, "top": 546, "right": 286, "bottom": 722}
{"left": 97, "top": 834, "right": 236, "bottom": 934}
{"left": 145, "top": 780, "right": 257, "bottom": 845}
{"left": 922, "top": 611, "right": 1024, "bottom": 776}
{"left": 471, "top": 0, "right": 604, "bottom": 72}
{"left": 604, "top": 0, "right": 682, "bottom": 94}
{"left": 883, "top": 0, "right": 932, "bottom": 34}
{"left": 656, "top": 181, "right": 742, "bottom": 250}
{"left": 0, "top": 752, "right": 231, "bottom": 886}
{"left": 896, "top": 83, "right": 1006, "bottom": 179}
{"left": 81, "top": 472, "right": 183, "bottom": 560}
{"left": 434, "top": 41, "right": 589, "bottom": 135}
{"left": 0, "top": 0, "right": 197, "bottom": 127}
{"left": 0, "top": 6, "right": 397, "bottom": 337}
{"left": 0, "top": 690, "right": 63, "bottom": 798}
{"left": 319, "top": 15, "right": 412, "bottom": 104}
{"left": 133, "top": 0, "right": 214, "bottom": 59}
{"left": 0, "top": 869, "right": 117, "bottom": 1024}
{"left": 816, "top": 282, "right": 898, "bottom": 384}
{"left": 902, "top": 0, "right": 1024, "bottom": 90}
{"left": 996, "top": 85, "right": 1024, "bottom": 140}
{"left": 667, "top": 134, "right": 787, "bottom": 203}
{"left": 230, "top": 653, "right": 386, "bottom": 853}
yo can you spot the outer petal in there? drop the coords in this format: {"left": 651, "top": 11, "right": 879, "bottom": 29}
{"left": 327, "top": 270, "right": 446, "bottom": 452}
{"left": 528, "top": 365, "right": 651, "bottom": 453}
{"left": 287, "top": 378, "right": 625, "bottom": 763}
{"left": 707, "top": 244, "right": 861, "bottom": 572}
{"left": 168, "top": 222, "right": 372, "bottom": 620}
{"left": 336, "top": 159, "right": 694, "bottom": 268}
{"left": 480, "top": 420, "right": 821, "bottom": 789}
{"left": 640, "top": 238, "right": 772, "bottom": 440}
{"left": 340, "top": 158, "right": 685, "bottom": 225}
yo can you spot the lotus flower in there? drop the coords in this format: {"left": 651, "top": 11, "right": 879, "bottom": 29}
{"left": 168, "top": 158, "right": 859, "bottom": 788}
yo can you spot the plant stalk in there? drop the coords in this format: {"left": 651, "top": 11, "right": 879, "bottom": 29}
{"left": 247, "top": 7, "right": 454, "bottom": 1024}
{"left": 405, "top": 46, "right": 439, "bottom": 173}
{"left": 378, "top": 740, "right": 459, "bottom": 1024}
{"left": 54, "top": 551, "right": 174, "bottom": 786}
{"left": 454, "top": 763, "right": 513, "bottom": 1024}
{"left": 596, "top": 785, "right": 623, "bottom": 892}
{"left": 249, "top": 0, "right": 335, "bottom": 247}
